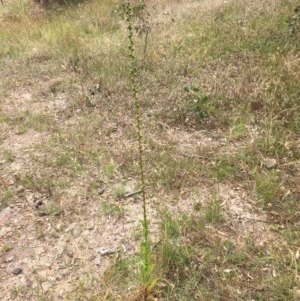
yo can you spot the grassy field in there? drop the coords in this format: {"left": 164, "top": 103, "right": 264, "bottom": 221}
{"left": 0, "top": 0, "right": 300, "bottom": 300}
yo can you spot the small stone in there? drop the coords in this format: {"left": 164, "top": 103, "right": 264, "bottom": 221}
{"left": 295, "top": 249, "right": 300, "bottom": 260}
{"left": 0, "top": 208, "right": 12, "bottom": 218}
{"left": 293, "top": 288, "right": 300, "bottom": 301}
{"left": 41, "top": 281, "right": 52, "bottom": 292}
{"left": 12, "top": 267, "right": 23, "bottom": 275}
{"left": 33, "top": 200, "right": 43, "bottom": 209}
{"left": 262, "top": 158, "right": 277, "bottom": 169}
{"left": 99, "top": 248, "right": 116, "bottom": 256}
{"left": 94, "top": 256, "right": 101, "bottom": 266}
{"left": 25, "top": 193, "right": 34, "bottom": 203}
{"left": 48, "top": 276, "right": 55, "bottom": 282}
{"left": 56, "top": 223, "right": 62, "bottom": 231}
{"left": 16, "top": 185, "right": 25, "bottom": 193}
{"left": 4, "top": 257, "right": 14, "bottom": 263}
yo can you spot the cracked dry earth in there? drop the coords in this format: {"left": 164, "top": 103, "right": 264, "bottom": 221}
{"left": 0, "top": 1, "right": 278, "bottom": 300}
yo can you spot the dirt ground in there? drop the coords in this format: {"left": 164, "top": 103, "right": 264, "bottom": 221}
{"left": 0, "top": 0, "right": 282, "bottom": 300}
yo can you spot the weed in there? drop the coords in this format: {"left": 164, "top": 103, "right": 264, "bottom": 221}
{"left": 104, "top": 256, "right": 135, "bottom": 285}
{"left": 0, "top": 115, "right": 11, "bottom": 123}
{"left": 161, "top": 210, "right": 181, "bottom": 239}
{"left": 56, "top": 151, "right": 82, "bottom": 171}
{"left": 34, "top": 220, "right": 46, "bottom": 239}
{"left": 112, "top": 183, "right": 126, "bottom": 199}
{"left": 147, "top": 149, "right": 205, "bottom": 192}
{"left": 183, "top": 85, "right": 209, "bottom": 121}
{"left": 204, "top": 195, "right": 223, "bottom": 225}
{"left": 2, "top": 242, "right": 13, "bottom": 252}
{"left": 11, "top": 285, "right": 22, "bottom": 298}
{"left": 20, "top": 173, "right": 57, "bottom": 195}
{"left": 261, "top": 135, "right": 291, "bottom": 158}
{"left": 103, "top": 161, "right": 116, "bottom": 178}
{"left": 255, "top": 170, "right": 279, "bottom": 206}
{"left": 0, "top": 188, "right": 16, "bottom": 208}
{"left": 215, "top": 154, "right": 241, "bottom": 182}
{"left": 12, "top": 112, "right": 56, "bottom": 133}
{"left": 159, "top": 211, "right": 206, "bottom": 281}
{"left": 122, "top": 0, "right": 157, "bottom": 296}
{"left": 229, "top": 118, "right": 246, "bottom": 139}
{"left": 45, "top": 202, "right": 61, "bottom": 216}
{"left": 3, "top": 149, "right": 15, "bottom": 162}
{"left": 100, "top": 200, "right": 124, "bottom": 219}
{"left": 158, "top": 212, "right": 208, "bottom": 300}
{"left": 159, "top": 236, "right": 193, "bottom": 280}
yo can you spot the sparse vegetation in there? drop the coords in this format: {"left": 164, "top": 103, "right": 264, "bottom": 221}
{"left": 2, "top": 242, "right": 13, "bottom": 253}
{"left": 0, "top": 0, "right": 299, "bottom": 300}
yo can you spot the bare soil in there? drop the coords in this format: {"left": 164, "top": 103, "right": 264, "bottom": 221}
{"left": 0, "top": 0, "right": 282, "bottom": 300}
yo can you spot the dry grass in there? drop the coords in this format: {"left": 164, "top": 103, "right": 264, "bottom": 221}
{"left": 0, "top": 0, "right": 299, "bottom": 300}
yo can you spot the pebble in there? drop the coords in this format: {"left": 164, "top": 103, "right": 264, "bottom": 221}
{"left": 4, "top": 257, "right": 14, "bottom": 263}
{"left": 262, "top": 158, "right": 277, "bottom": 169}
{"left": 99, "top": 248, "right": 116, "bottom": 256}
{"left": 16, "top": 185, "right": 25, "bottom": 193}
{"left": 42, "top": 281, "right": 52, "bottom": 292}
{"left": 12, "top": 267, "right": 23, "bottom": 275}
{"left": 33, "top": 200, "right": 43, "bottom": 209}
{"left": 0, "top": 207, "right": 12, "bottom": 218}
{"left": 94, "top": 256, "right": 101, "bottom": 266}
{"left": 293, "top": 288, "right": 300, "bottom": 301}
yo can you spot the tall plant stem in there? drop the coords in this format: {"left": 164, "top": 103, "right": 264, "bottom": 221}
{"left": 124, "top": 1, "right": 153, "bottom": 288}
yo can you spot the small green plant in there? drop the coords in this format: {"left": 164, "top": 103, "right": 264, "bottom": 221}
{"left": 0, "top": 188, "right": 16, "bottom": 208}
{"left": 21, "top": 174, "right": 37, "bottom": 190}
{"left": 103, "top": 161, "right": 116, "bottom": 177}
{"left": 32, "top": 270, "right": 52, "bottom": 301}
{"left": 2, "top": 242, "right": 13, "bottom": 252}
{"left": 3, "top": 149, "right": 15, "bottom": 162}
{"left": 112, "top": 183, "right": 126, "bottom": 199}
{"left": 104, "top": 256, "right": 134, "bottom": 285}
{"left": 45, "top": 202, "right": 61, "bottom": 216}
{"left": 215, "top": 154, "right": 240, "bottom": 181}
{"left": 11, "top": 285, "right": 22, "bottom": 298}
{"left": 55, "top": 150, "right": 82, "bottom": 171}
{"left": 160, "top": 213, "right": 192, "bottom": 278}
{"left": 229, "top": 118, "right": 246, "bottom": 139}
{"left": 204, "top": 195, "right": 223, "bottom": 225}
{"left": 255, "top": 170, "right": 279, "bottom": 205}
{"left": 184, "top": 85, "right": 209, "bottom": 121}
{"left": 100, "top": 201, "right": 124, "bottom": 219}
{"left": 20, "top": 173, "right": 59, "bottom": 196}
